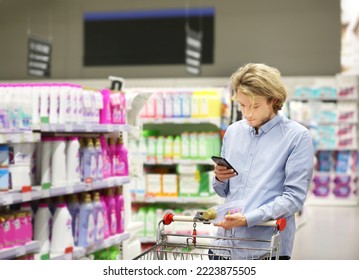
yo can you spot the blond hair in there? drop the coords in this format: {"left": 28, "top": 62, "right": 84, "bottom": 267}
{"left": 231, "top": 63, "right": 287, "bottom": 113}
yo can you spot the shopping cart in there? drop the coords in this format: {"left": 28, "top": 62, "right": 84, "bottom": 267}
{"left": 134, "top": 211, "right": 286, "bottom": 260}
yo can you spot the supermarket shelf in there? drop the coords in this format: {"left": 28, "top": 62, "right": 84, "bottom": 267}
{"left": 144, "top": 159, "right": 213, "bottom": 165}
{"left": 51, "top": 233, "right": 130, "bottom": 260}
{"left": 133, "top": 195, "right": 221, "bottom": 204}
{"left": 38, "top": 123, "right": 131, "bottom": 133}
{"left": 141, "top": 117, "right": 221, "bottom": 127}
{"left": 0, "top": 241, "right": 40, "bottom": 260}
{"left": 72, "top": 232, "right": 130, "bottom": 260}
{"left": 0, "top": 176, "right": 130, "bottom": 206}
{"left": 0, "top": 132, "right": 41, "bottom": 144}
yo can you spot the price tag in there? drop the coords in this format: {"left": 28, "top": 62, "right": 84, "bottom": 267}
{"left": 41, "top": 189, "right": 50, "bottom": 198}
{"left": 22, "top": 192, "right": 32, "bottom": 202}
{"left": 1, "top": 194, "right": 13, "bottom": 205}
{"left": 85, "top": 124, "right": 93, "bottom": 132}
{"left": 65, "top": 124, "right": 72, "bottom": 132}
{"left": 23, "top": 133, "right": 34, "bottom": 143}
{"left": 65, "top": 186, "right": 74, "bottom": 194}
{"left": 9, "top": 134, "right": 21, "bottom": 143}
{"left": 106, "top": 124, "right": 113, "bottom": 132}
{"left": 15, "top": 246, "right": 26, "bottom": 257}
{"left": 64, "top": 253, "right": 72, "bottom": 260}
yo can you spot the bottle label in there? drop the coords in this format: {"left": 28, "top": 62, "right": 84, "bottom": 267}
{"left": 110, "top": 211, "right": 117, "bottom": 235}
{"left": 96, "top": 212, "right": 104, "bottom": 240}
{"left": 87, "top": 214, "right": 95, "bottom": 245}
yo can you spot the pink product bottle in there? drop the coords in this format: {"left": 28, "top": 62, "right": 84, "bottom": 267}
{"left": 100, "top": 194, "right": 110, "bottom": 239}
{"left": 105, "top": 189, "right": 117, "bottom": 236}
{"left": 108, "top": 138, "right": 117, "bottom": 176}
{"left": 0, "top": 216, "right": 4, "bottom": 250}
{"left": 3, "top": 214, "right": 15, "bottom": 248}
{"left": 100, "top": 135, "right": 111, "bottom": 178}
{"left": 115, "top": 135, "right": 129, "bottom": 176}
{"left": 14, "top": 212, "right": 26, "bottom": 245}
{"left": 100, "top": 88, "right": 112, "bottom": 124}
{"left": 115, "top": 188, "right": 125, "bottom": 234}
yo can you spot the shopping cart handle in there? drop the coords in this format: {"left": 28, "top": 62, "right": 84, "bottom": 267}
{"left": 260, "top": 218, "right": 286, "bottom": 231}
{"left": 163, "top": 213, "right": 201, "bottom": 225}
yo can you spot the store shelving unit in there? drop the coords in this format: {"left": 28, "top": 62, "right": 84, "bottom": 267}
{"left": 0, "top": 108, "right": 132, "bottom": 260}
{"left": 287, "top": 75, "right": 359, "bottom": 207}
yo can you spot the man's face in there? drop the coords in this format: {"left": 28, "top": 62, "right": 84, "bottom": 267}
{"left": 236, "top": 90, "right": 275, "bottom": 130}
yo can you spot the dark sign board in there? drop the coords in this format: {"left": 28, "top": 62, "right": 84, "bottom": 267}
{"left": 28, "top": 37, "right": 51, "bottom": 77}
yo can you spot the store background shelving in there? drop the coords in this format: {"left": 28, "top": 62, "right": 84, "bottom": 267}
{"left": 0, "top": 82, "right": 132, "bottom": 260}
{"left": 286, "top": 75, "right": 359, "bottom": 207}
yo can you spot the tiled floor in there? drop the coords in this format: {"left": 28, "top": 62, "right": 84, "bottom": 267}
{"left": 291, "top": 205, "right": 359, "bottom": 260}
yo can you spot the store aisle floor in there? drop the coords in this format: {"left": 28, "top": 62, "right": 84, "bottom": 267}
{"left": 291, "top": 205, "right": 359, "bottom": 260}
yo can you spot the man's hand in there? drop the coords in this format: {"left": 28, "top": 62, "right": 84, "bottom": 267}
{"left": 214, "top": 212, "right": 247, "bottom": 229}
{"left": 214, "top": 164, "right": 237, "bottom": 182}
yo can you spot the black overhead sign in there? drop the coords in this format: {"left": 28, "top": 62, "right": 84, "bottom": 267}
{"left": 28, "top": 37, "right": 51, "bottom": 77}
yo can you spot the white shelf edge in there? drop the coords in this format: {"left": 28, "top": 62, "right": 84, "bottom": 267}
{"left": 133, "top": 195, "right": 220, "bottom": 204}
{"left": 0, "top": 241, "right": 40, "bottom": 260}
{"left": 306, "top": 196, "right": 359, "bottom": 206}
{"left": 39, "top": 123, "right": 131, "bottom": 133}
{"left": 0, "top": 176, "right": 130, "bottom": 206}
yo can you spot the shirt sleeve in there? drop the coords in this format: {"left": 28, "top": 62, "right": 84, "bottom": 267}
{"left": 245, "top": 130, "right": 314, "bottom": 227}
{"left": 212, "top": 177, "right": 229, "bottom": 198}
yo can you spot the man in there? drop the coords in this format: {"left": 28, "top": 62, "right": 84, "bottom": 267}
{"left": 212, "top": 63, "right": 314, "bottom": 260}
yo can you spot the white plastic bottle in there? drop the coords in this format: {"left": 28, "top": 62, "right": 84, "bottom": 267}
{"left": 49, "top": 83, "right": 60, "bottom": 125}
{"left": 34, "top": 202, "right": 52, "bottom": 259}
{"left": 50, "top": 197, "right": 74, "bottom": 254}
{"left": 51, "top": 137, "right": 67, "bottom": 187}
{"left": 66, "top": 137, "right": 80, "bottom": 185}
{"left": 40, "top": 137, "right": 53, "bottom": 188}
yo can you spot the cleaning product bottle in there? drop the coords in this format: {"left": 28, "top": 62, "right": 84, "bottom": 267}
{"left": 105, "top": 188, "right": 117, "bottom": 236}
{"left": 66, "top": 194, "right": 80, "bottom": 246}
{"left": 115, "top": 187, "right": 125, "bottom": 234}
{"left": 99, "top": 88, "right": 112, "bottom": 124}
{"left": 50, "top": 197, "right": 74, "bottom": 254}
{"left": 33, "top": 201, "right": 52, "bottom": 259}
{"left": 93, "top": 192, "right": 104, "bottom": 241}
{"left": 115, "top": 133, "right": 128, "bottom": 176}
{"left": 100, "top": 135, "right": 111, "bottom": 178}
{"left": 77, "top": 193, "right": 95, "bottom": 247}
{"left": 94, "top": 138, "right": 103, "bottom": 181}
{"left": 108, "top": 137, "right": 117, "bottom": 176}
{"left": 66, "top": 137, "right": 80, "bottom": 185}
{"left": 51, "top": 137, "right": 67, "bottom": 187}
{"left": 100, "top": 192, "right": 110, "bottom": 239}
{"left": 202, "top": 200, "right": 244, "bottom": 224}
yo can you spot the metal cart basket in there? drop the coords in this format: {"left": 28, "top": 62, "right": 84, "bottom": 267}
{"left": 134, "top": 212, "right": 286, "bottom": 260}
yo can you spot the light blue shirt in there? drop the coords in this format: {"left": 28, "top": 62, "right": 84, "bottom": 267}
{"left": 212, "top": 113, "right": 314, "bottom": 259}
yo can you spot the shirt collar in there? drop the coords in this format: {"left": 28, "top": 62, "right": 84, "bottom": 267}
{"left": 249, "top": 114, "right": 282, "bottom": 134}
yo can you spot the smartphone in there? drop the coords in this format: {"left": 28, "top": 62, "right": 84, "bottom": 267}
{"left": 211, "top": 156, "right": 238, "bottom": 175}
